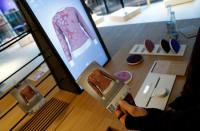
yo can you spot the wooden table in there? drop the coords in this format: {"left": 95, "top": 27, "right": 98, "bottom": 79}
{"left": 99, "top": 18, "right": 200, "bottom": 105}
{"left": 16, "top": 18, "right": 200, "bottom": 131}
{"left": 53, "top": 18, "right": 200, "bottom": 131}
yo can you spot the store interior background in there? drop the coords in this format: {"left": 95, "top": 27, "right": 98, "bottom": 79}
{"left": 0, "top": 0, "right": 199, "bottom": 130}
{"left": 90, "top": 0, "right": 200, "bottom": 27}
{"left": 0, "top": 0, "right": 200, "bottom": 93}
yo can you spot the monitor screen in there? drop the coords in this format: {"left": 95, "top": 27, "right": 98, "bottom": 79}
{"left": 25, "top": 0, "right": 109, "bottom": 89}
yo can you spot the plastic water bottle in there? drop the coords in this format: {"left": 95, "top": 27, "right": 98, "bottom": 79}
{"left": 166, "top": 6, "right": 179, "bottom": 39}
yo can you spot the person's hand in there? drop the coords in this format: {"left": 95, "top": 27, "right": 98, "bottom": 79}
{"left": 124, "top": 93, "right": 135, "bottom": 106}
{"left": 115, "top": 100, "right": 148, "bottom": 126}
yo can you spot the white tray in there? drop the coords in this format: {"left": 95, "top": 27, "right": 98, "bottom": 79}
{"left": 129, "top": 44, "right": 187, "bottom": 56}
{"left": 134, "top": 62, "right": 176, "bottom": 110}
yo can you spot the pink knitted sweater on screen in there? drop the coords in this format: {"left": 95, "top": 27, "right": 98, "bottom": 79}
{"left": 52, "top": 7, "right": 95, "bottom": 61}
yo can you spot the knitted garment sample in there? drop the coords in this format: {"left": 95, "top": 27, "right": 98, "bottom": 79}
{"left": 52, "top": 7, "right": 95, "bottom": 61}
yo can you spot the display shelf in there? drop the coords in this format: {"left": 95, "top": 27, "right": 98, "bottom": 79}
{"left": 164, "top": 0, "right": 194, "bottom": 7}
{"left": 129, "top": 44, "right": 187, "bottom": 56}
{"left": 109, "top": 7, "right": 141, "bottom": 22}
{"left": 92, "top": 14, "right": 104, "bottom": 25}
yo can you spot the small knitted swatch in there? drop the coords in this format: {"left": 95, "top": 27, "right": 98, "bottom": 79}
{"left": 170, "top": 38, "right": 180, "bottom": 53}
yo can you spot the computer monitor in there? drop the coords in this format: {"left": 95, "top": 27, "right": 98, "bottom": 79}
{"left": 15, "top": 0, "right": 110, "bottom": 93}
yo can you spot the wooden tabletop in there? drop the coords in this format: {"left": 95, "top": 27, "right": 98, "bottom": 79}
{"left": 49, "top": 18, "right": 200, "bottom": 131}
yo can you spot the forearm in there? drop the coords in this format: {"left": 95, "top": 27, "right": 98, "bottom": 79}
{"left": 125, "top": 108, "right": 163, "bottom": 130}
{"left": 125, "top": 106, "right": 200, "bottom": 131}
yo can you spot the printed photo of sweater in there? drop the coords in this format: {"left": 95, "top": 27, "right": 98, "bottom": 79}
{"left": 88, "top": 69, "right": 117, "bottom": 98}
{"left": 52, "top": 7, "right": 95, "bottom": 62}
{"left": 20, "top": 86, "right": 36, "bottom": 104}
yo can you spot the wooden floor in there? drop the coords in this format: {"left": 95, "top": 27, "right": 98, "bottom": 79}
{"left": 0, "top": 64, "right": 77, "bottom": 131}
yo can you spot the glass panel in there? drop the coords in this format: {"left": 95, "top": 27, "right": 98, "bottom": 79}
{"left": 0, "top": 0, "right": 41, "bottom": 94}
{"left": 106, "top": 0, "right": 121, "bottom": 13}
{"left": 86, "top": 0, "right": 108, "bottom": 15}
{"left": 124, "top": 0, "right": 162, "bottom": 6}
{"left": 4, "top": 9, "right": 28, "bottom": 35}
{"left": 0, "top": 10, "right": 16, "bottom": 44}
{"left": 0, "top": 8, "right": 28, "bottom": 45}
{"left": 124, "top": 0, "right": 147, "bottom": 6}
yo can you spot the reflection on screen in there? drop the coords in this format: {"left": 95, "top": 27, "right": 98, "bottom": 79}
{"left": 26, "top": 0, "right": 108, "bottom": 88}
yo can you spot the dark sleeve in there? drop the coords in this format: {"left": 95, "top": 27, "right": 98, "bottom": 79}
{"left": 52, "top": 18, "right": 72, "bottom": 61}
{"left": 125, "top": 105, "right": 200, "bottom": 131}
{"left": 75, "top": 7, "right": 95, "bottom": 40}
